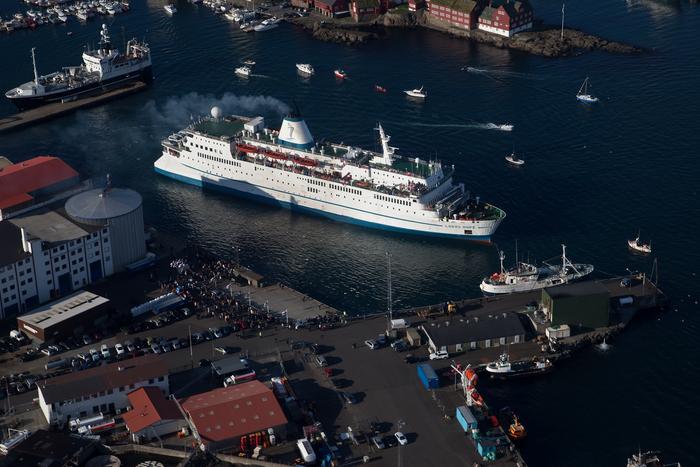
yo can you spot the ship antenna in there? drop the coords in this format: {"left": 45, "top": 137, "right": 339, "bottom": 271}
{"left": 31, "top": 47, "right": 39, "bottom": 85}
{"left": 499, "top": 250, "right": 505, "bottom": 275}
{"left": 515, "top": 239, "right": 519, "bottom": 272}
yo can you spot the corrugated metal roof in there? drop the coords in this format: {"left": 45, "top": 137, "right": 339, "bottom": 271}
{"left": 180, "top": 381, "right": 287, "bottom": 444}
{"left": 65, "top": 188, "right": 142, "bottom": 221}
{"left": 423, "top": 311, "right": 526, "bottom": 346}
{"left": 17, "top": 291, "right": 109, "bottom": 330}
{"left": 123, "top": 386, "right": 183, "bottom": 433}
{"left": 0, "top": 156, "right": 79, "bottom": 208}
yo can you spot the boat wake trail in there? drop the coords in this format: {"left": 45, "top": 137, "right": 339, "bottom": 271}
{"left": 462, "top": 66, "right": 541, "bottom": 80}
{"left": 145, "top": 92, "right": 290, "bottom": 128}
{"left": 402, "top": 122, "right": 514, "bottom": 131}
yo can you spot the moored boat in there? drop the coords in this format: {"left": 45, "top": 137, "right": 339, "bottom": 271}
{"left": 235, "top": 66, "right": 251, "bottom": 77}
{"left": 485, "top": 352, "right": 552, "bottom": 380}
{"left": 480, "top": 244, "right": 594, "bottom": 294}
{"left": 164, "top": 3, "right": 177, "bottom": 14}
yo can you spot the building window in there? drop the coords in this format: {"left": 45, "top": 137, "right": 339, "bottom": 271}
{"left": 158, "top": 376, "right": 164, "bottom": 382}
{"left": 499, "top": 337, "right": 506, "bottom": 345}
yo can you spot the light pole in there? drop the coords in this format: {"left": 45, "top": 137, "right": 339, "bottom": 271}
{"left": 396, "top": 419, "right": 405, "bottom": 467}
{"left": 560, "top": 3, "right": 565, "bottom": 41}
{"left": 386, "top": 252, "right": 393, "bottom": 324}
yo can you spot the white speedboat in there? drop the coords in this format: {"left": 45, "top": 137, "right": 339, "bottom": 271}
{"left": 628, "top": 232, "right": 651, "bottom": 254}
{"left": 404, "top": 86, "right": 427, "bottom": 99}
{"left": 480, "top": 244, "right": 594, "bottom": 294}
{"left": 254, "top": 17, "right": 279, "bottom": 31}
{"left": 164, "top": 3, "right": 177, "bottom": 14}
{"left": 505, "top": 152, "right": 524, "bottom": 166}
{"left": 296, "top": 63, "right": 314, "bottom": 75}
{"left": 235, "top": 66, "right": 251, "bottom": 77}
{"left": 576, "top": 77, "right": 598, "bottom": 103}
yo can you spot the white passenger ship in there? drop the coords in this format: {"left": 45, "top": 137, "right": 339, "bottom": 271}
{"left": 154, "top": 108, "right": 506, "bottom": 241}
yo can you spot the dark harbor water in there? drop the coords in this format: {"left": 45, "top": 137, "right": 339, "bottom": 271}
{"left": 1, "top": 1, "right": 699, "bottom": 465}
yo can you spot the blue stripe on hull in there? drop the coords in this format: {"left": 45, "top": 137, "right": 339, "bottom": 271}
{"left": 154, "top": 167, "right": 492, "bottom": 243}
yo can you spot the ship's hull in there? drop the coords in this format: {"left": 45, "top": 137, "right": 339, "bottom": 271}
{"left": 6, "top": 66, "right": 152, "bottom": 110}
{"left": 154, "top": 155, "right": 500, "bottom": 242}
{"left": 486, "top": 366, "right": 552, "bottom": 380}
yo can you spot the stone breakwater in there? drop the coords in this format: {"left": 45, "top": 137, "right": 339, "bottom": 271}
{"left": 290, "top": 12, "right": 645, "bottom": 57}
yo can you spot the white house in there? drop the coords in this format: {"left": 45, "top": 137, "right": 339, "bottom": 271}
{"left": 37, "top": 355, "right": 169, "bottom": 426}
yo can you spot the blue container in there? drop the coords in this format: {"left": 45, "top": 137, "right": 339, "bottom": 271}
{"left": 417, "top": 363, "right": 439, "bottom": 390}
{"left": 456, "top": 405, "right": 478, "bottom": 432}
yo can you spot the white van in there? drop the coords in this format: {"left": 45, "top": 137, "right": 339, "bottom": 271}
{"left": 296, "top": 438, "right": 316, "bottom": 464}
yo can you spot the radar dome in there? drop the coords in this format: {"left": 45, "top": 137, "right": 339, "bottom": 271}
{"left": 210, "top": 106, "right": 222, "bottom": 119}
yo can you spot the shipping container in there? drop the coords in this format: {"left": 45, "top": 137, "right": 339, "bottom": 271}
{"left": 406, "top": 328, "right": 422, "bottom": 347}
{"left": 455, "top": 405, "right": 478, "bottom": 432}
{"left": 416, "top": 363, "right": 439, "bottom": 390}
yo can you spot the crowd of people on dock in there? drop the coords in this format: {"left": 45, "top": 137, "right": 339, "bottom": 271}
{"left": 162, "top": 248, "right": 344, "bottom": 335}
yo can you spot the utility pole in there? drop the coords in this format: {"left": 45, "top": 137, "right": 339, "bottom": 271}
{"left": 188, "top": 325, "right": 193, "bottom": 369}
{"left": 561, "top": 3, "right": 565, "bottom": 41}
{"left": 396, "top": 419, "right": 405, "bottom": 467}
{"left": 386, "top": 252, "right": 393, "bottom": 323}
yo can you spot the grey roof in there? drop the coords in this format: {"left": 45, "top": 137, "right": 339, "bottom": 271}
{"left": 0, "top": 220, "right": 29, "bottom": 267}
{"left": 12, "top": 430, "right": 97, "bottom": 464}
{"left": 17, "top": 291, "right": 109, "bottom": 331}
{"left": 423, "top": 312, "right": 526, "bottom": 346}
{"left": 38, "top": 354, "right": 168, "bottom": 404}
{"left": 65, "top": 187, "right": 142, "bottom": 221}
{"left": 9, "top": 210, "right": 89, "bottom": 245}
{"left": 212, "top": 355, "right": 249, "bottom": 377}
{"left": 544, "top": 281, "right": 609, "bottom": 299}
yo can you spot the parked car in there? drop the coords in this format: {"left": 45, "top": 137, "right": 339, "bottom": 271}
{"left": 82, "top": 334, "right": 93, "bottom": 346}
{"left": 394, "top": 432, "right": 408, "bottom": 446}
{"left": 89, "top": 348, "right": 100, "bottom": 362}
{"left": 314, "top": 355, "right": 328, "bottom": 367}
{"left": 100, "top": 344, "right": 110, "bottom": 359}
{"left": 151, "top": 343, "right": 161, "bottom": 354}
{"left": 170, "top": 339, "right": 181, "bottom": 350}
{"left": 371, "top": 436, "right": 385, "bottom": 450}
{"left": 115, "top": 343, "right": 125, "bottom": 356}
{"left": 429, "top": 350, "right": 449, "bottom": 360}
{"left": 125, "top": 341, "right": 136, "bottom": 353}
{"left": 391, "top": 340, "right": 408, "bottom": 352}
{"left": 341, "top": 392, "right": 357, "bottom": 405}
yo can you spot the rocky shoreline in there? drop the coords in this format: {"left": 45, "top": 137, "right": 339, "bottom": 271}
{"left": 290, "top": 11, "right": 645, "bottom": 57}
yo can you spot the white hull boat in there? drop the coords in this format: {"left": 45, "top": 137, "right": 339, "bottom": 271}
{"left": 480, "top": 244, "right": 594, "bottom": 294}
{"left": 296, "top": 63, "right": 314, "bottom": 75}
{"left": 235, "top": 66, "right": 251, "bottom": 77}
{"left": 505, "top": 152, "right": 524, "bottom": 166}
{"left": 576, "top": 76, "right": 598, "bottom": 103}
{"left": 628, "top": 233, "right": 651, "bottom": 254}
{"left": 404, "top": 86, "right": 427, "bottom": 99}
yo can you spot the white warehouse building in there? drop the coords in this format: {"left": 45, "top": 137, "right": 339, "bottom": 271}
{"left": 37, "top": 355, "right": 169, "bottom": 426}
{"left": 0, "top": 187, "right": 146, "bottom": 319}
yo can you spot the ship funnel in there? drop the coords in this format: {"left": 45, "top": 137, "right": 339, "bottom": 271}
{"left": 278, "top": 111, "right": 314, "bottom": 150}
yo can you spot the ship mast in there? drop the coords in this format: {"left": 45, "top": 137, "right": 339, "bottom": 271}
{"left": 372, "top": 123, "right": 397, "bottom": 166}
{"left": 499, "top": 250, "right": 505, "bottom": 275}
{"left": 561, "top": 244, "right": 567, "bottom": 271}
{"left": 31, "top": 47, "right": 39, "bottom": 85}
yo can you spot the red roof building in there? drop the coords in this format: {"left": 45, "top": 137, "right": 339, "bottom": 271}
{"left": 180, "top": 381, "right": 288, "bottom": 451}
{"left": 477, "top": 0, "right": 533, "bottom": 37}
{"left": 314, "top": 0, "right": 349, "bottom": 17}
{"left": 426, "top": 0, "right": 484, "bottom": 30}
{"left": 123, "top": 387, "right": 186, "bottom": 441}
{"left": 0, "top": 156, "right": 80, "bottom": 219}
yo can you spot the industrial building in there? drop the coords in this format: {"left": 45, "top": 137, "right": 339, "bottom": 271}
{"left": 0, "top": 156, "right": 80, "bottom": 220}
{"left": 123, "top": 387, "right": 186, "bottom": 443}
{"left": 542, "top": 281, "right": 610, "bottom": 331}
{"left": 422, "top": 311, "right": 527, "bottom": 354}
{"left": 37, "top": 355, "right": 169, "bottom": 425}
{"left": 16, "top": 291, "right": 111, "bottom": 342}
{"left": 0, "top": 430, "right": 100, "bottom": 467}
{"left": 180, "top": 381, "right": 288, "bottom": 452}
{"left": 0, "top": 185, "right": 146, "bottom": 319}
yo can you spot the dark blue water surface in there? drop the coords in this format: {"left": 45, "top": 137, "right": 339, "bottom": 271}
{"left": 1, "top": 1, "right": 699, "bottom": 465}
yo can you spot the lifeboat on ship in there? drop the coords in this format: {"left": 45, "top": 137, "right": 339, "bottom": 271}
{"left": 264, "top": 150, "right": 288, "bottom": 161}
{"left": 354, "top": 181, "right": 370, "bottom": 188}
{"left": 237, "top": 143, "right": 259, "bottom": 154}
{"left": 293, "top": 156, "right": 317, "bottom": 167}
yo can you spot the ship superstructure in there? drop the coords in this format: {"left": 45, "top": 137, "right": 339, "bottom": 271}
{"left": 154, "top": 109, "right": 506, "bottom": 241}
{"left": 5, "top": 24, "right": 151, "bottom": 110}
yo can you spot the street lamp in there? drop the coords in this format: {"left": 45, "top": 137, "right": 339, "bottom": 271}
{"left": 396, "top": 419, "right": 405, "bottom": 467}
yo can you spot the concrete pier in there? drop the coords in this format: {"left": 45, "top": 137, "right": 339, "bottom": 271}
{"left": 0, "top": 81, "right": 147, "bottom": 133}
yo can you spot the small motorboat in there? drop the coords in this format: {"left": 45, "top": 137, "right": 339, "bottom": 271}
{"left": 164, "top": 3, "right": 177, "bottom": 15}
{"left": 242, "top": 59, "right": 256, "bottom": 66}
{"left": 334, "top": 69, "right": 347, "bottom": 79}
{"left": 404, "top": 86, "right": 427, "bottom": 99}
{"left": 508, "top": 415, "right": 527, "bottom": 441}
{"left": 235, "top": 66, "right": 251, "bottom": 77}
{"left": 628, "top": 232, "right": 651, "bottom": 254}
{"left": 296, "top": 63, "right": 314, "bottom": 75}
{"left": 576, "top": 76, "right": 599, "bottom": 103}
{"left": 375, "top": 84, "right": 387, "bottom": 93}
{"left": 505, "top": 151, "right": 525, "bottom": 166}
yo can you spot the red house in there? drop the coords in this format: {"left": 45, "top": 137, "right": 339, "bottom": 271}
{"left": 315, "top": 0, "right": 349, "bottom": 17}
{"left": 426, "top": 0, "right": 484, "bottom": 30}
{"left": 477, "top": 0, "right": 533, "bottom": 37}
{"left": 350, "top": 0, "right": 383, "bottom": 21}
